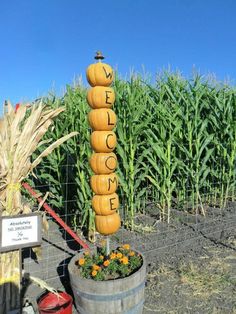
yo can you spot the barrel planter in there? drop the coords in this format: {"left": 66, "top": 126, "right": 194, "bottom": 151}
{"left": 68, "top": 250, "right": 146, "bottom": 314}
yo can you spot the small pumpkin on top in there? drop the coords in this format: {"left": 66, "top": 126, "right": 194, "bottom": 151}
{"left": 86, "top": 52, "right": 114, "bottom": 87}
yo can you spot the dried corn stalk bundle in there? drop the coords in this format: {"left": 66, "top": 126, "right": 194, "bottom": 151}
{"left": 0, "top": 101, "right": 77, "bottom": 313}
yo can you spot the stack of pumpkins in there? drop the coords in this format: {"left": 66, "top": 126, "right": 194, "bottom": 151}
{"left": 86, "top": 52, "right": 121, "bottom": 236}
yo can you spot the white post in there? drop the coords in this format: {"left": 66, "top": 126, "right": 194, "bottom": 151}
{"left": 106, "top": 237, "right": 110, "bottom": 256}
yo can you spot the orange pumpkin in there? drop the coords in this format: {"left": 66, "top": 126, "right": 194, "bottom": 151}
{"left": 86, "top": 62, "right": 114, "bottom": 87}
{"left": 95, "top": 212, "right": 121, "bottom": 235}
{"left": 87, "top": 86, "right": 115, "bottom": 109}
{"left": 90, "top": 131, "right": 117, "bottom": 153}
{"left": 92, "top": 193, "right": 119, "bottom": 215}
{"left": 88, "top": 108, "right": 117, "bottom": 131}
{"left": 90, "top": 152, "right": 117, "bottom": 174}
{"left": 90, "top": 173, "right": 118, "bottom": 194}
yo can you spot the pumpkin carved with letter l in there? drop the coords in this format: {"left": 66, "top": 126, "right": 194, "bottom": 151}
{"left": 88, "top": 108, "right": 117, "bottom": 131}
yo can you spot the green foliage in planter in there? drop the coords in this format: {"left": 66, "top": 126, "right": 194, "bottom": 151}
{"left": 76, "top": 244, "right": 143, "bottom": 281}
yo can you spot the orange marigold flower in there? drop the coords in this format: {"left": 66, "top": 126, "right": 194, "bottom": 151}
{"left": 122, "top": 244, "right": 130, "bottom": 250}
{"left": 78, "top": 258, "right": 85, "bottom": 266}
{"left": 116, "top": 252, "right": 123, "bottom": 259}
{"left": 91, "top": 270, "right": 97, "bottom": 277}
{"left": 110, "top": 253, "right": 116, "bottom": 260}
{"left": 129, "top": 251, "right": 135, "bottom": 257}
{"left": 103, "top": 260, "right": 110, "bottom": 267}
{"left": 121, "top": 256, "right": 129, "bottom": 265}
{"left": 92, "top": 264, "right": 100, "bottom": 271}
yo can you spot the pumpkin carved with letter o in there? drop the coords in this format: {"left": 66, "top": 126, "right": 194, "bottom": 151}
{"left": 90, "top": 152, "right": 117, "bottom": 174}
{"left": 95, "top": 212, "right": 121, "bottom": 235}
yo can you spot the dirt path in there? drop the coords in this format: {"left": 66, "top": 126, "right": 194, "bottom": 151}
{"left": 140, "top": 207, "right": 236, "bottom": 314}
{"left": 143, "top": 237, "right": 236, "bottom": 313}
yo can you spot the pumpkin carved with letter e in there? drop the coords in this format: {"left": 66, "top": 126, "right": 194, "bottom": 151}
{"left": 87, "top": 86, "right": 115, "bottom": 109}
{"left": 92, "top": 193, "right": 119, "bottom": 215}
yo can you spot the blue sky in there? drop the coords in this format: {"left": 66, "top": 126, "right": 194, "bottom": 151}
{"left": 0, "top": 0, "right": 236, "bottom": 115}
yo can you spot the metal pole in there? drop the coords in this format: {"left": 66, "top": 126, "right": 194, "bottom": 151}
{"left": 106, "top": 237, "right": 110, "bottom": 256}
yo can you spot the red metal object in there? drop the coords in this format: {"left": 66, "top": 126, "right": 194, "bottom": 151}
{"left": 22, "top": 182, "right": 89, "bottom": 249}
{"left": 15, "top": 103, "right": 20, "bottom": 112}
{"left": 37, "top": 291, "right": 73, "bottom": 314}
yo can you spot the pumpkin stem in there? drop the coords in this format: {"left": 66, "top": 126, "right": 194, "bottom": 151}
{"left": 95, "top": 51, "right": 104, "bottom": 62}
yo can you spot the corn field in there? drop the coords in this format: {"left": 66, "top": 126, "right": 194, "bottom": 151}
{"left": 27, "top": 72, "right": 236, "bottom": 234}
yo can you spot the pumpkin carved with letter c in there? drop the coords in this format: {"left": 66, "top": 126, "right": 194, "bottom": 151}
{"left": 90, "top": 131, "right": 117, "bottom": 153}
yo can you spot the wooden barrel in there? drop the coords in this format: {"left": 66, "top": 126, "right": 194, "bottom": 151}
{"left": 68, "top": 251, "right": 146, "bottom": 314}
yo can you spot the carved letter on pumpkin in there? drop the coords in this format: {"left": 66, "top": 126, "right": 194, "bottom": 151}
{"left": 105, "top": 90, "right": 113, "bottom": 104}
{"left": 109, "top": 197, "right": 117, "bottom": 210}
{"left": 106, "top": 133, "right": 115, "bottom": 149}
{"left": 105, "top": 155, "right": 117, "bottom": 171}
{"left": 107, "top": 111, "right": 115, "bottom": 126}
{"left": 108, "top": 176, "right": 118, "bottom": 191}
{"left": 103, "top": 66, "right": 113, "bottom": 79}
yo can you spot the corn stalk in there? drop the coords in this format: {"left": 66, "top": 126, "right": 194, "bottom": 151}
{"left": 0, "top": 101, "right": 77, "bottom": 313}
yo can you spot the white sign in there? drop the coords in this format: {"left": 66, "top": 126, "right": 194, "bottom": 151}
{"left": 0, "top": 213, "right": 41, "bottom": 252}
